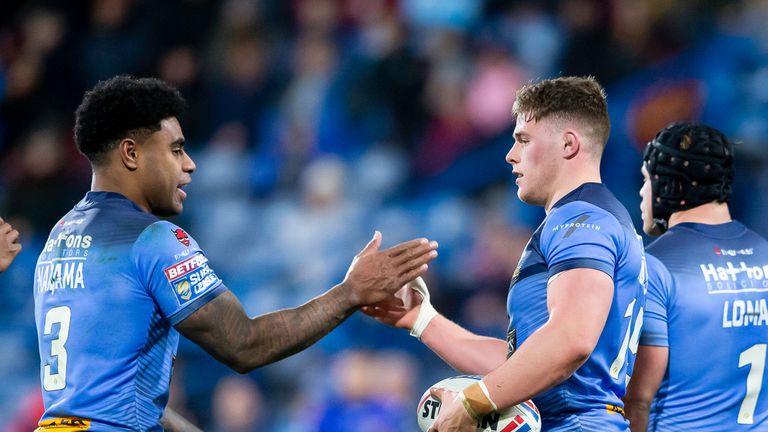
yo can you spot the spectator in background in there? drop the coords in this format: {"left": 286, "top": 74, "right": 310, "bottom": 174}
{"left": 210, "top": 376, "right": 266, "bottom": 432}
{"left": 346, "top": 5, "right": 428, "bottom": 152}
{"left": 156, "top": 45, "right": 208, "bottom": 144}
{"left": 206, "top": 29, "right": 275, "bottom": 149}
{"left": 79, "top": 0, "right": 155, "bottom": 84}
{"left": 1, "top": 6, "right": 71, "bottom": 148}
{"left": 3, "top": 123, "right": 89, "bottom": 235}
{"left": 0, "top": 217, "right": 20, "bottom": 271}
{"left": 316, "top": 350, "right": 416, "bottom": 432}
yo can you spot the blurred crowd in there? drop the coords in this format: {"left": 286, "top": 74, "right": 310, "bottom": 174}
{"left": 2, "top": 0, "right": 768, "bottom": 429}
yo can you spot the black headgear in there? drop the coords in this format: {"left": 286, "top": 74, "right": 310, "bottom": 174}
{"left": 642, "top": 122, "right": 734, "bottom": 233}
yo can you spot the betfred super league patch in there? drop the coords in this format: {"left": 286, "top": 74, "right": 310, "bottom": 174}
{"left": 163, "top": 252, "right": 220, "bottom": 305}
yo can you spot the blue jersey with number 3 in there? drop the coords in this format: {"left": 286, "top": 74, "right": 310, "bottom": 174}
{"left": 507, "top": 183, "right": 646, "bottom": 431}
{"left": 642, "top": 222, "right": 768, "bottom": 430}
{"left": 33, "top": 192, "right": 226, "bottom": 431}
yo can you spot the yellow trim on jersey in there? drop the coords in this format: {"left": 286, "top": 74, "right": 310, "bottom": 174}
{"left": 605, "top": 404, "right": 625, "bottom": 415}
{"left": 35, "top": 417, "right": 91, "bottom": 431}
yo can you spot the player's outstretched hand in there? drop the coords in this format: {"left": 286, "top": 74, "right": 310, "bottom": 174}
{"left": 427, "top": 387, "right": 476, "bottom": 432}
{"left": 0, "top": 218, "right": 21, "bottom": 272}
{"left": 362, "top": 277, "right": 428, "bottom": 329}
{"left": 342, "top": 231, "right": 438, "bottom": 307}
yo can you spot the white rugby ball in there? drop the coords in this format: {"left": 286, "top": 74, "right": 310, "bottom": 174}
{"left": 416, "top": 375, "right": 541, "bottom": 432}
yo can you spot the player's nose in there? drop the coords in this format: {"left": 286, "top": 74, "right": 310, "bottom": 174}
{"left": 506, "top": 143, "right": 519, "bottom": 165}
{"left": 183, "top": 152, "right": 196, "bottom": 173}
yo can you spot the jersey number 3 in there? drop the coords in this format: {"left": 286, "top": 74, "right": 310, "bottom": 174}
{"left": 43, "top": 306, "right": 71, "bottom": 391}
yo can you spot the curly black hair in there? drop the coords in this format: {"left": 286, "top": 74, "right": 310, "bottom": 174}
{"left": 74, "top": 75, "right": 187, "bottom": 165}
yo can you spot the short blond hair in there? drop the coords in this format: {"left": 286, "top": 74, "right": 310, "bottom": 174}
{"left": 513, "top": 76, "right": 610, "bottom": 154}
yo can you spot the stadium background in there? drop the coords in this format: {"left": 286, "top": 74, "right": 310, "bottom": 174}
{"left": 2, "top": 0, "right": 768, "bottom": 430}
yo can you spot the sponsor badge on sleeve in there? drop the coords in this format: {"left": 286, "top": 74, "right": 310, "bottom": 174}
{"left": 163, "top": 253, "right": 220, "bottom": 305}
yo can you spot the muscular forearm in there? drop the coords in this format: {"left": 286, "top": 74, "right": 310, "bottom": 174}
{"left": 483, "top": 322, "right": 592, "bottom": 409}
{"left": 420, "top": 314, "right": 508, "bottom": 374}
{"left": 161, "top": 408, "right": 201, "bottom": 432}
{"left": 180, "top": 234, "right": 439, "bottom": 373}
{"left": 624, "top": 345, "right": 667, "bottom": 432}
{"left": 478, "top": 269, "right": 613, "bottom": 409}
{"left": 179, "top": 286, "right": 359, "bottom": 373}
{"left": 624, "top": 399, "right": 651, "bottom": 432}
{"left": 237, "top": 283, "right": 357, "bottom": 370}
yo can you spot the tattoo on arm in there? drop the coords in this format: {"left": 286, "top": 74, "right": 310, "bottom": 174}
{"left": 176, "top": 287, "right": 356, "bottom": 373}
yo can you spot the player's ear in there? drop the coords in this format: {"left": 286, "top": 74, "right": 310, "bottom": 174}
{"left": 563, "top": 130, "right": 580, "bottom": 160}
{"left": 118, "top": 138, "right": 139, "bottom": 171}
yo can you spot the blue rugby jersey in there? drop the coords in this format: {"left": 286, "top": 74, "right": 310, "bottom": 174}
{"left": 642, "top": 221, "right": 768, "bottom": 431}
{"left": 507, "top": 183, "right": 646, "bottom": 431}
{"left": 34, "top": 192, "right": 226, "bottom": 431}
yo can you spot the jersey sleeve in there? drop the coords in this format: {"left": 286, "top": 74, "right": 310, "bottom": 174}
{"left": 639, "top": 253, "right": 672, "bottom": 347}
{"left": 132, "top": 221, "right": 226, "bottom": 326}
{"left": 540, "top": 201, "right": 621, "bottom": 280}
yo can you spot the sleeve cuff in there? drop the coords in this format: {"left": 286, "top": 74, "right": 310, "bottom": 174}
{"left": 639, "top": 333, "right": 669, "bottom": 347}
{"left": 168, "top": 282, "right": 227, "bottom": 326}
{"left": 548, "top": 257, "right": 614, "bottom": 280}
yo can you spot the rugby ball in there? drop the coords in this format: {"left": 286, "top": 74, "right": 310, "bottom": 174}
{"left": 416, "top": 375, "right": 541, "bottom": 432}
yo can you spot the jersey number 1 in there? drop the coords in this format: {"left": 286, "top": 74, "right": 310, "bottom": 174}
{"left": 738, "top": 343, "right": 767, "bottom": 424}
{"left": 43, "top": 306, "right": 71, "bottom": 391}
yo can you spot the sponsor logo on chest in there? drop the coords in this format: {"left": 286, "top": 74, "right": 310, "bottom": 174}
{"left": 700, "top": 261, "right": 768, "bottom": 294}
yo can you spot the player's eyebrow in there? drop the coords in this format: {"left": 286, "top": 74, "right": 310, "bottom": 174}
{"left": 170, "top": 138, "right": 186, "bottom": 148}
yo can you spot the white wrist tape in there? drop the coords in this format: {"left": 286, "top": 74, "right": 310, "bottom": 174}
{"left": 408, "top": 277, "right": 438, "bottom": 339}
{"left": 478, "top": 380, "right": 499, "bottom": 412}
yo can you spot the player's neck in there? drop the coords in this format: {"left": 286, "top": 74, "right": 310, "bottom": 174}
{"left": 544, "top": 166, "right": 602, "bottom": 213}
{"left": 91, "top": 170, "right": 151, "bottom": 214}
{"left": 668, "top": 202, "right": 732, "bottom": 228}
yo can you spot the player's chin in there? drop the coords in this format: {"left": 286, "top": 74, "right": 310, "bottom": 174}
{"left": 173, "top": 190, "right": 187, "bottom": 209}
{"left": 641, "top": 217, "right": 662, "bottom": 236}
{"left": 154, "top": 202, "right": 184, "bottom": 218}
{"left": 645, "top": 222, "right": 664, "bottom": 237}
{"left": 172, "top": 200, "right": 185, "bottom": 215}
{"left": 515, "top": 186, "right": 528, "bottom": 201}
{"left": 641, "top": 220, "right": 652, "bottom": 235}
{"left": 516, "top": 188, "right": 539, "bottom": 206}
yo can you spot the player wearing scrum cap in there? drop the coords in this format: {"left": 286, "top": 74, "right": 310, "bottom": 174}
{"left": 624, "top": 122, "right": 768, "bottom": 430}
{"left": 366, "top": 76, "right": 647, "bottom": 431}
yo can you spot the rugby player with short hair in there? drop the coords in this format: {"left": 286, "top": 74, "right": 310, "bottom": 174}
{"left": 33, "top": 75, "right": 438, "bottom": 431}
{"left": 624, "top": 123, "right": 768, "bottom": 431}
{"left": 365, "top": 76, "right": 647, "bottom": 431}
{"left": 0, "top": 217, "right": 21, "bottom": 272}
